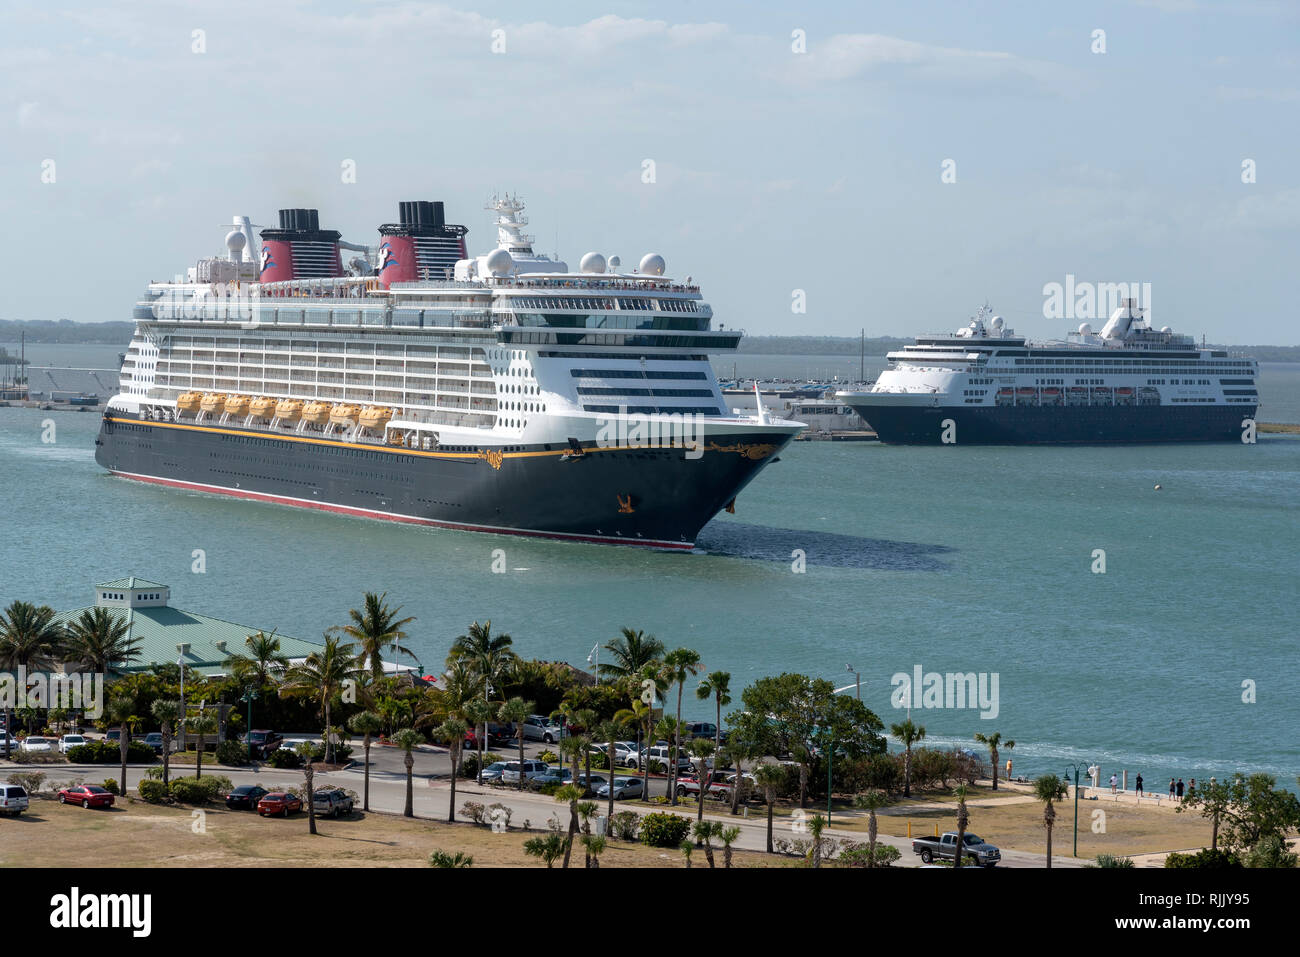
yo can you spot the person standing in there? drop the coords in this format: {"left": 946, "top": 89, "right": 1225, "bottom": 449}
{"left": 1169, "top": 778, "right": 1176, "bottom": 800}
{"left": 1109, "top": 773, "right": 1117, "bottom": 793}
{"left": 1135, "top": 773, "right": 1144, "bottom": 796}
{"left": 1005, "top": 757, "right": 1012, "bottom": 782}
{"left": 1188, "top": 778, "right": 1196, "bottom": 798}
{"left": 1176, "top": 778, "right": 1185, "bottom": 799}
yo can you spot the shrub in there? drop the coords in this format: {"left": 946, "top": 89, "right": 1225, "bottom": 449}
{"left": 266, "top": 748, "right": 301, "bottom": 769}
{"left": 1242, "top": 836, "right": 1297, "bottom": 869}
{"left": 8, "top": 771, "right": 46, "bottom": 795}
{"left": 640, "top": 812, "right": 690, "bottom": 848}
{"left": 590, "top": 752, "right": 610, "bottom": 770}
{"left": 1165, "top": 848, "right": 1243, "bottom": 869}
{"left": 167, "top": 775, "right": 230, "bottom": 804}
{"left": 429, "top": 850, "right": 473, "bottom": 868}
{"left": 838, "top": 843, "right": 901, "bottom": 867}
{"left": 539, "top": 750, "right": 558, "bottom": 764}
{"left": 536, "top": 783, "right": 561, "bottom": 796}
{"left": 1093, "top": 853, "right": 1136, "bottom": 869}
{"left": 461, "top": 801, "right": 486, "bottom": 825}
{"left": 610, "top": 810, "right": 640, "bottom": 841}
{"left": 215, "top": 740, "right": 250, "bottom": 766}
{"left": 12, "top": 750, "right": 66, "bottom": 765}
{"left": 137, "top": 779, "right": 169, "bottom": 804}
{"left": 102, "top": 778, "right": 120, "bottom": 795}
{"left": 65, "top": 741, "right": 155, "bottom": 764}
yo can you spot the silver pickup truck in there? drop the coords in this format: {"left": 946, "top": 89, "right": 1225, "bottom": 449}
{"left": 912, "top": 831, "right": 1001, "bottom": 867}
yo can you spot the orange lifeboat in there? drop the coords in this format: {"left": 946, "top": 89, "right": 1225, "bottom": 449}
{"left": 224, "top": 395, "right": 251, "bottom": 416}
{"left": 176, "top": 392, "right": 202, "bottom": 413}
{"left": 301, "top": 401, "right": 331, "bottom": 424}
{"left": 200, "top": 393, "right": 228, "bottom": 414}
{"left": 275, "top": 399, "right": 303, "bottom": 422}
{"left": 249, "top": 396, "right": 278, "bottom": 420}
{"left": 358, "top": 406, "right": 392, "bottom": 430}
{"left": 329, "top": 403, "right": 361, "bottom": 425}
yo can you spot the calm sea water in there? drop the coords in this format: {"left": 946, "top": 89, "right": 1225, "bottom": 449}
{"left": 2, "top": 343, "right": 1298, "bottom": 790}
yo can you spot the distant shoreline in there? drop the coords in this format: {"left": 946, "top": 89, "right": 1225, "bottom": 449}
{"left": 3, "top": 322, "right": 1300, "bottom": 362}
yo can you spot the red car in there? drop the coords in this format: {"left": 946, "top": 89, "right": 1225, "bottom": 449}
{"left": 59, "top": 785, "right": 115, "bottom": 809}
{"left": 257, "top": 791, "right": 303, "bottom": 817}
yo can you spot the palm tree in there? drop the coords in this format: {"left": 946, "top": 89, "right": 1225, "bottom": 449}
{"left": 631, "top": 664, "right": 666, "bottom": 795}
{"left": 103, "top": 695, "right": 136, "bottom": 796}
{"left": 348, "top": 710, "right": 384, "bottom": 811}
{"left": 662, "top": 648, "right": 701, "bottom": 806}
{"left": 187, "top": 709, "right": 217, "bottom": 779}
{"left": 429, "top": 850, "right": 474, "bottom": 868}
{"left": 555, "top": 783, "right": 585, "bottom": 868}
{"left": 680, "top": 841, "right": 694, "bottom": 868}
{"left": 688, "top": 737, "right": 716, "bottom": 823}
{"left": 654, "top": 714, "right": 685, "bottom": 792}
{"left": 281, "top": 635, "right": 361, "bottom": 763}
{"left": 890, "top": 719, "right": 926, "bottom": 797}
{"left": 464, "top": 697, "right": 494, "bottom": 785}
{"left": 223, "top": 630, "right": 289, "bottom": 689}
{"left": 724, "top": 736, "right": 760, "bottom": 816}
{"left": 0, "top": 600, "right": 63, "bottom": 759}
{"left": 974, "top": 731, "right": 1014, "bottom": 791}
{"left": 151, "top": 699, "right": 182, "bottom": 787}
{"left": 953, "top": 784, "right": 970, "bottom": 869}
{"left": 596, "top": 716, "right": 629, "bottom": 817}
{"left": 450, "top": 621, "right": 518, "bottom": 782}
{"left": 523, "top": 831, "right": 566, "bottom": 868}
{"left": 582, "top": 834, "right": 607, "bottom": 868}
{"left": 808, "top": 813, "right": 827, "bottom": 868}
{"left": 853, "top": 789, "right": 889, "bottom": 867}
{"left": 391, "top": 728, "right": 426, "bottom": 817}
{"left": 302, "top": 750, "right": 318, "bottom": 836}
{"left": 434, "top": 718, "right": 468, "bottom": 823}
{"left": 720, "top": 825, "right": 741, "bottom": 868}
{"left": 754, "top": 763, "right": 785, "bottom": 854}
{"left": 599, "top": 627, "right": 665, "bottom": 681}
{"left": 695, "top": 670, "right": 730, "bottom": 754}
{"left": 334, "top": 592, "right": 417, "bottom": 681}
{"left": 61, "top": 607, "right": 140, "bottom": 675}
{"left": 694, "top": 819, "right": 723, "bottom": 868}
{"left": 499, "top": 696, "right": 534, "bottom": 791}
{"left": 1034, "top": 774, "right": 1068, "bottom": 868}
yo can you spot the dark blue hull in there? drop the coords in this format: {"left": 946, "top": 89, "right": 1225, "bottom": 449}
{"left": 848, "top": 402, "right": 1258, "bottom": 445}
{"left": 94, "top": 414, "right": 793, "bottom": 548}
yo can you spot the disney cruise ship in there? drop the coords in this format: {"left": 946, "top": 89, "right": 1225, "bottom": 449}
{"left": 95, "top": 196, "right": 803, "bottom": 548}
{"left": 837, "top": 304, "right": 1259, "bottom": 444}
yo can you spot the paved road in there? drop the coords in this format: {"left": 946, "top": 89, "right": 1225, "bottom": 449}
{"left": 12, "top": 738, "right": 1086, "bottom": 867}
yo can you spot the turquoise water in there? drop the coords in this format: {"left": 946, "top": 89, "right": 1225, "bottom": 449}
{"left": 2, "top": 344, "right": 1298, "bottom": 790}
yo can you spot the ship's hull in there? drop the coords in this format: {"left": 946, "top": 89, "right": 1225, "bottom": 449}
{"left": 94, "top": 414, "right": 793, "bottom": 548}
{"left": 845, "top": 401, "right": 1258, "bottom": 445}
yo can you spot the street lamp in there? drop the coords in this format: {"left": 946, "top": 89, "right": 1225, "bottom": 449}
{"left": 845, "top": 664, "right": 860, "bottom": 701}
{"left": 1063, "top": 760, "right": 1090, "bottom": 857}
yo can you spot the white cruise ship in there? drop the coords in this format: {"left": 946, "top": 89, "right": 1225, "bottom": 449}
{"left": 837, "top": 303, "right": 1259, "bottom": 444}
{"left": 96, "top": 196, "right": 803, "bottom": 548}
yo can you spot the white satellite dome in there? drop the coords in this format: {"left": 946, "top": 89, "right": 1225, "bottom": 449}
{"left": 608, "top": 255, "right": 621, "bottom": 272}
{"left": 638, "top": 253, "right": 666, "bottom": 276}
{"left": 1160, "top": 325, "right": 1173, "bottom": 334}
{"left": 225, "top": 230, "right": 247, "bottom": 254}
{"left": 485, "top": 248, "right": 514, "bottom": 277}
{"left": 1078, "top": 322, "right": 1094, "bottom": 335}
{"left": 579, "top": 251, "right": 606, "bottom": 274}
{"left": 990, "top": 315, "right": 1004, "bottom": 329}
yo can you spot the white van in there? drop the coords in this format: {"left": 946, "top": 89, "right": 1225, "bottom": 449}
{"left": 0, "top": 784, "right": 30, "bottom": 816}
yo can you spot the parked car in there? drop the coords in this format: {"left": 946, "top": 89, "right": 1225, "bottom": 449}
{"left": 480, "top": 761, "right": 509, "bottom": 784}
{"left": 912, "top": 831, "right": 1001, "bottom": 867}
{"left": 0, "top": 783, "right": 29, "bottom": 816}
{"left": 466, "top": 722, "right": 517, "bottom": 749}
{"left": 59, "top": 785, "right": 115, "bottom": 809}
{"left": 58, "top": 734, "right": 88, "bottom": 753}
{"left": 225, "top": 785, "right": 269, "bottom": 810}
{"left": 591, "top": 741, "right": 640, "bottom": 768}
{"left": 674, "top": 770, "right": 734, "bottom": 800}
{"left": 243, "top": 729, "right": 284, "bottom": 759}
{"left": 0, "top": 731, "right": 19, "bottom": 753}
{"left": 312, "top": 789, "right": 354, "bottom": 819}
{"left": 635, "top": 746, "right": 692, "bottom": 774}
{"left": 528, "top": 767, "right": 572, "bottom": 789}
{"left": 20, "top": 737, "right": 54, "bottom": 753}
{"left": 257, "top": 791, "right": 303, "bottom": 817}
{"left": 684, "top": 722, "right": 727, "bottom": 743}
{"left": 501, "top": 759, "right": 550, "bottom": 785}
{"left": 596, "top": 776, "right": 645, "bottom": 800}
{"left": 520, "top": 715, "right": 562, "bottom": 743}
{"left": 142, "top": 733, "right": 166, "bottom": 754}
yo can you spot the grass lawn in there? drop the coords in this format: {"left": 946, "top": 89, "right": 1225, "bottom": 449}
{"left": 0, "top": 798, "right": 790, "bottom": 868}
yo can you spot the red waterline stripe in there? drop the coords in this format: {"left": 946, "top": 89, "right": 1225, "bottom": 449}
{"left": 110, "top": 470, "right": 696, "bottom": 551}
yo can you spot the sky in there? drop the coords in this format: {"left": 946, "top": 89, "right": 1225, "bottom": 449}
{"left": 2, "top": 0, "right": 1298, "bottom": 343}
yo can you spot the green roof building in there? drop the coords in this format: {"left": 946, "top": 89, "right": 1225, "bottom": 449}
{"left": 52, "top": 578, "right": 323, "bottom": 676}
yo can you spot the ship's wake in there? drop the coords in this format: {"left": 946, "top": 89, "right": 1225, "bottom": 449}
{"left": 693, "top": 521, "right": 954, "bottom": 570}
